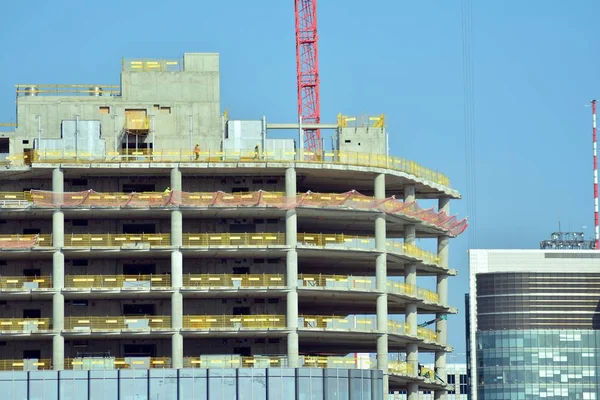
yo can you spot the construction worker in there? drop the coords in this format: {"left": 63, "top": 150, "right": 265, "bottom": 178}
{"left": 194, "top": 144, "right": 200, "bottom": 160}
{"left": 164, "top": 187, "right": 171, "bottom": 194}
{"left": 254, "top": 144, "right": 259, "bottom": 160}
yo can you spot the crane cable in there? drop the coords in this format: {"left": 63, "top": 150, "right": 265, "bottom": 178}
{"left": 462, "top": 0, "right": 477, "bottom": 249}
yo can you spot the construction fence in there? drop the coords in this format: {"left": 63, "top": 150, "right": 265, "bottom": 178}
{"left": 24, "top": 190, "right": 467, "bottom": 236}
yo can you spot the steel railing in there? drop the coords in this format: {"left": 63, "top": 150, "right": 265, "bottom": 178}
{"left": 27, "top": 149, "right": 450, "bottom": 187}
{"left": 298, "top": 274, "right": 376, "bottom": 291}
{"left": 299, "top": 315, "right": 378, "bottom": 331}
{"left": 182, "top": 355, "right": 378, "bottom": 370}
{"left": 183, "top": 315, "right": 286, "bottom": 330}
{"left": 0, "top": 318, "right": 51, "bottom": 332}
{"left": 388, "top": 360, "right": 414, "bottom": 376}
{"left": 16, "top": 84, "right": 120, "bottom": 96}
{"left": 182, "top": 274, "right": 285, "bottom": 288}
{"left": 0, "top": 359, "right": 52, "bottom": 371}
{"left": 64, "top": 316, "right": 171, "bottom": 331}
{"left": 0, "top": 276, "right": 52, "bottom": 290}
{"left": 0, "top": 232, "right": 442, "bottom": 267}
{"left": 65, "top": 357, "right": 171, "bottom": 370}
{"left": 417, "top": 326, "right": 439, "bottom": 343}
{"left": 65, "top": 274, "right": 171, "bottom": 289}
{"left": 386, "top": 281, "right": 417, "bottom": 297}
{"left": 417, "top": 288, "right": 440, "bottom": 304}
{"left": 183, "top": 233, "right": 285, "bottom": 246}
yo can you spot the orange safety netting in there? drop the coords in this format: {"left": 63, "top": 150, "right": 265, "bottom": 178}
{"left": 0, "top": 235, "right": 39, "bottom": 249}
{"left": 29, "top": 190, "right": 467, "bottom": 236}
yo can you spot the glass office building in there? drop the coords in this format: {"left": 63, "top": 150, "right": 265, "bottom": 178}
{"left": 0, "top": 368, "right": 382, "bottom": 400}
{"left": 468, "top": 250, "right": 600, "bottom": 400}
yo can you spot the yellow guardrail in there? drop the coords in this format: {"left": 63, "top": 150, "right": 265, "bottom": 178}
{"left": 388, "top": 361, "right": 414, "bottom": 376}
{"left": 123, "top": 59, "right": 181, "bottom": 72}
{"left": 63, "top": 233, "right": 171, "bottom": 247}
{"left": 299, "top": 274, "right": 376, "bottom": 291}
{"left": 0, "top": 318, "right": 51, "bottom": 332}
{"left": 387, "top": 281, "right": 417, "bottom": 297}
{"left": 299, "top": 315, "right": 378, "bottom": 331}
{"left": 386, "top": 242, "right": 441, "bottom": 265}
{"left": 182, "top": 274, "right": 285, "bottom": 288}
{"left": 0, "top": 192, "right": 31, "bottom": 201}
{"left": 64, "top": 316, "right": 171, "bottom": 330}
{"left": 65, "top": 357, "right": 171, "bottom": 370}
{"left": 65, "top": 274, "right": 171, "bottom": 289}
{"left": 28, "top": 149, "right": 450, "bottom": 187}
{"left": 417, "top": 288, "right": 440, "bottom": 304}
{"left": 0, "top": 276, "right": 52, "bottom": 290}
{"left": 388, "top": 320, "right": 410, "bottom": 336}
{"left": 16, "top": 84, "right": 120, "bottom": 96}
{"left": 417, "top": 326, "right": 439, "bottom": 343}
{"left": 0, "top": 359, "right": 52, "bottom": 371}
{"left": 184, "top": 356, "right": 288, "bottom": 368}
{"left": 183, "top": 315, "right": 285, "bottom": 330}
{"left": 420, "top": 365, "right": 436, "bottom": 381}
{"left": 183, "top": 233, "right": 285, "bottom": 246}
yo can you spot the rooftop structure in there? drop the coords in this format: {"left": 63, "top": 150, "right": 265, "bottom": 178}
{"left": 0, "top": 53, "right": 465, "bottom": 399}
{"left": 468, "top": 249, "right": 600, "bottom": 400}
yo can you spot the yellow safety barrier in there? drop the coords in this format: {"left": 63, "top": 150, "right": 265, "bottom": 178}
{"left": 387, "top": 281, "right": 417, "bottom": 297}
{"left": 388, "top": 361, "right": 414, "bottom": 376}
{"left": 420, "top": 366, "right": 436, "bottom": 381}
{"left": 0, "top": 192, "right": 31, "bottom": 201}
{"left": 387, "top": 320, "right": 411, "bottom": 336}
{"left": 123, "top": 59, "right": 181, "bottom": 72}
{"left": 65, "top": 357, "right": 171, "bottom": 370}
{"left": 65, "top": 274, "right": 171, "bottom": 289}
{"left": 0, "top": 276, "right": 52, "bottom": 290}
{"left": 64, "top": 316, "right": 171, "bottom": 331}
{"left": 300, "top": 315, "right": 377, "bottom": 331}
{"left": 183, "top": 315, "right": 285, "bottom": 330}
{"left": 298, "top": 274, "right": 375, "bottom": 291}
{"left": 63, "top": 233, "right": 171, "bottom": 247}
{"left": 386, "top": 241, "right": 441, "bottom": 265}
{"left": 182, "top": 274, "right": 285, "bottom": 288}
{"left": 183, "top": 233, "right": 285, "bottom": 246}
{"left": 0, "top": 359, "right": 52, "bottom": 371}
{"left": 16, "top": 84, "right": 120, "bottom": 96}
{"left": 0, "top": 318, "right": 51, "bottom": 332}
{"left": 417, "top": 326, "right": 440, "bottom": 343}
{"left": 184, "top": 356, "right": 287, "bottom": 369}
{"left": 28, "top": 149, "right": 450, "bottom": 187}
{"left": 417, "top": 288, "right": 440, "bottom": 304}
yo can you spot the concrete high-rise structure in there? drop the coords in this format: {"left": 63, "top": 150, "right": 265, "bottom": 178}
{"left": 389, "top": 363, "right": 468, "bottom": 400}
{"left": 0, "top": 53, "right": 466, "bottom": 399}
{"left": 468, "top": 249, "right": 600, "bottom": 400}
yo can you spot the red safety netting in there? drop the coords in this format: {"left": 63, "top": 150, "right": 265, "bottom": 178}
{"left": 29, "top": 190, "right": 467, "bottom": 236}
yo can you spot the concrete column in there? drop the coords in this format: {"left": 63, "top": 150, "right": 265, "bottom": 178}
{"left": 374, "top": 174, "right": 389, "bottom": 395}
{"left": 51, "top": 168, "right": 65, "bottom": 370}
{"left": 434, "top": 197, "right": 450, "bottom": 400}
{"left": 285, "top": 167, "right": 299, "bottom": 367}
{"left": 52, "top": 251, "right": 64, "bottom": 370}
{"left": 403, "top": 185, "right": 419, "bottom": 398}
{"left": 170, "top": 167, "right": 182, "bottom": 191}
{"left": 171, "top": 210, "right": 182, "bottom": 248}
{"left": 171, "top": 250, "right": 183, "bottom": 368}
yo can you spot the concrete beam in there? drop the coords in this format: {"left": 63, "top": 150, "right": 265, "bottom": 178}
{"left": 267, "top": 123, "right": 338, "bottom": 130}
{"left": 170, "top": 167, "right": 182, "bottom": 191}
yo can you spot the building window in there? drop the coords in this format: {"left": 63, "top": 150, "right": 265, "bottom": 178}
{"left": 99, "top": 106, "right": 110, "bottom": 114}
{"left": 160, "top": 106, "right": 171, "bottom": 114}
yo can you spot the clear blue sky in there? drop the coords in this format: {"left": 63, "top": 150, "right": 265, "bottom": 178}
{"left": 1, "top": 0, "right": 599, "bottom": 360}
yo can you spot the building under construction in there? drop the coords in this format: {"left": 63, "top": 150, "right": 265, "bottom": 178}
{"left": 0, "top": 53, "right": 466, "bottom": 399}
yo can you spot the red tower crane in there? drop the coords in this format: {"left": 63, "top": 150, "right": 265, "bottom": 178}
{"left": 295, "top": 0, "right": 321, "bottom": 156}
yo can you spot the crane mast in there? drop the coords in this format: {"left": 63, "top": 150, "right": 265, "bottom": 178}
{"left": 295, "top": 0, "right": 321, "bottom": 156}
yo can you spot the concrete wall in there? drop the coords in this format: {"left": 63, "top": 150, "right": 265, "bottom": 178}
{"left": 338, "top": 127, "right": 386, "bottom": 155}
{"left": 11, "top": 53, "right": 221, "bottom": 158}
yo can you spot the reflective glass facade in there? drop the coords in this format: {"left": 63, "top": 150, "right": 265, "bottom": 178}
{"left": 0, "top": 368, "right": 383, "bottom": 400}
{"left": 476, "top": 330, "right": 599, "bottom": 399}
